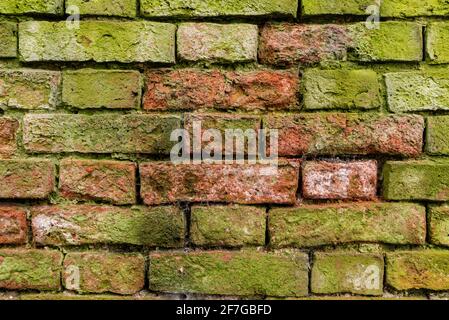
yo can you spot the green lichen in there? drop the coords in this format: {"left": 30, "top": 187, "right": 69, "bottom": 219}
{"left": 427, "top": 22, "right": 449, "bottom": 64}
{"left": 382, "top": 0, "right": 449, "bottom": 17}
{"left": 0, "top": 0, "right": 63, "bottom": 14}
{"left": 302, "top": 0, "right": 372, "bottom": 15}
{"left": 67, "top": 0, "right": 136, "bottom": 17}
{"left": 0, "top": 22, "right": 16, "bottom": 57}
{"left": 429, "top": 204, "right": 449, "bottom": 246}
{"left": 427, "top": 116, "right": 449, "bottom": 155}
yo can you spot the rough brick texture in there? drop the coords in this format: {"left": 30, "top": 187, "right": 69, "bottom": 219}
{"left": 0, "top": 117, "right": 18, "bottom": 158}
{"left": 0, "top": 0, "right": 63, "bottom": 15}
{"left": 66, "top": 0, "right": 137, "bottom": 17}
{"left": 0, "top": 22, "right": 16, "bottom": 57}
{"left": 429, "top": 204, "right": 449, "bottom": 246}
{"left": 0, "top": 206, "right": 27, "bottom": 244}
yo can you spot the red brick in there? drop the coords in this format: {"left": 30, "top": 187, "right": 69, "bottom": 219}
{"left": 264, "top": 113, "right": 424, "bottom": 157}
{"left": 140, "top": 162, "right": 299, "bottom": 205}
{"left": 0, "top": 117, "right": 18, "bottom": 158}
{"left": 59, "top": 159, "right": 136, "bottom": 205}
{"left": 303, "top": 160, "right": 377, "bottom": 200}
{"left": 0, "top": 206, "right": 27, "bottom": 244}
{"left": 0, "top": 160, "right": 55, "bottom": 199}
{"left": 259, "top": 23, "right": 351, "bottom": 67}
{"left": 143, "top": 68, "right": 298, "bottom": 111}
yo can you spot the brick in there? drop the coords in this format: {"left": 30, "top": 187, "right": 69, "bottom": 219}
{"left": 0, "top": 22, "right": 16, "bottom": 57}
{"left": 19, "top": 21, "right": 176, "bottom": 63}
{"left": 312, "top": 252, "right": 384, "bottom": 296}
{"left": 264, "top": 113, "right": 424, "bottom": 157}
{"left": 429, "top": 205, "right": 449, "bottom": 246}
{"left": 0, "top": 249, "right": 62, "bottom": 290}
{"left": 32, "top": 205, "right": 184, "bottom": 247}
{"left": 0, "top": 69, "right": 61, "bottom": 110}
{"left": 143, "top": 68, "right": 299, "bottom": 111}
{"left": 0, "top": 117, "right": 18, "bottom": 158}
{"left": 383, "top": 160, "right": 449, "bottom": 201}
{"left": 387, "top": 251, "right": 449, "bottom": 290}
{"left": 0, "top": 206, "right": 27, "bottom": 244}
{"left": 302, "top": 160, "right": 377, "bottom": 200}
{"left": 59, "top": 159, "right": 136, "bottom": 205}
{"left": 428, "top": 22, "right": 449, "bottom": 64}
{"left": 303, "top": 69, "right": 381, "bottom": 110}
{"left": 23, "top": 114, "right": 181, "bottom": 154}
{"left": 259, "top": 23, "right": 351, "bottom": 67}
{"left": 62, "top": 69, "right": 141, "bottom": 110}
{"left": 427, "top": 116, "right": 449, "bottom": 155}
{"left": 302, "top": 0, "right": 374, "bottom": 15}
{"left": 177, "top": 23, "right": 258, "bottom": 64}
{"left": 0, "top": 0, "right": 63, "bottom": 15}
{"left": 141, "top": 0, "right": 298, "bottom": 18}
{"left": 66, "top": 0, "right": 136, "bottom": 17}
{"left": 270, "top": 203, "right": 426, "bottom": 247}
{"left": 63, "top": 252, "right": 145, "bottom": 294}
{"left": 382, "top": 0, "right": 449, "bottom": 17}
{"left": 140, "top": 162, "right": 299, "bottom": 205}
{"left": 386, "top": 71, "right": 449, "bottom": 112}
{"left": 0, "top": 159, "right": 55, "bottom": 199}
{"left": 190, "top": 205, "right": 266, "bottom": 247}
{"left": 149, "top": 250, "right": 309, "bottom": 297}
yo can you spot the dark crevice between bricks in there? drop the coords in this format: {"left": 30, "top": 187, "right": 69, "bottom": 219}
{"left": 265, "top": 207, "right": 270, "bottom": 248}
{"left": 422, "top": 24, "right": 427, "bottom": 62}
{"left": 307, "top": 250, "right": 313, "bottom": 297}
{"left": 182, "top": 202, "right": 192, "bottom": 250}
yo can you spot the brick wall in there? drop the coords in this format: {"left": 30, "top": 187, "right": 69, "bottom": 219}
{"left": 0, "top": 0, "right": 448, "bottom": 300}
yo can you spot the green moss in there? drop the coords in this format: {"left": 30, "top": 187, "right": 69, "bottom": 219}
{"left": 427, "top": 22, "right": 449, "bottom": 64}
{"left": 382, "top": 0, "right": 449, "bottom": 17}
{"left": 302, "top": 0, "right": 372, "bottom": 15}
{"left": 0, "top": 0, "right": 63, "bottom": 14}
{"left": 429, "top": 204, "right": 449, "bottom": 246}
{"left": 66, "top": 0, "right": 136, "bottom": 17}
{"left": 0, "top": 22, "right": 16, "bottom": 57}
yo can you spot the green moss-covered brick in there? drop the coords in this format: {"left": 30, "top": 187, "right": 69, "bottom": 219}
{"left": 23, "top": 114, "right": 181, "bottom": 154}
{"left": 270, "top": 203, "right": 426, "bottom": 247}
{"left": 0, "top": 159, "right": 55, "bottom": 199}
{"left": 427, "top": 116, "right": 449, "bottom": 155}
{"left": 427, "top": 22, "right": 449, "bottom": 64}
{"left": 62, "top": 69, "right": 141, "bottom": 109}
{"left": 19, "top": 21, "right": 176, "bottom": 63}
{"left": 349, "top": 22, "right": 423, "bottom": 62}
{"left": 429, "top": 204, "right": 449, "bottom": 246}
{"left": 386, "top": 71, "right": 449, "bottom": 112}
{"left": 387, "top": 250, "right": 449, "bottom": 290}
{"left": 150, "top": 250, "right": 309, "bottom": 297}
{"left": 141, "top": 0, "right": 298, "bottom": 18}
{"left": 302, "top": 0, "right": 373, "bottom": 15}
{"left": 303, "top": 69, "right": 381, "bottom": 110}
{"left": 382, "top": 0, "right": 449, "bottom": 17}
{"left": 312, "top": 252, "right": 384, "bottom": 296}
{"left": 67, "top": 0, "right": 136, "bottom": 17}
{"left": 32, "top": 205, "right": 184, "bottom": 247}
{"left": 0, "top": 117, "right": 19, "bottom": 157}
{"left": 0, "top": 249, "right": 62, "bottom": 290}
{"left": 190, "top": 205, "right": 266, "bottom": 247}
{"left": 0, "top": 22, "right": 16, "bottom": 57}
{"left": 0, "top": 69, "right": 61, "bottom": 110}
{"left": 383, "top": 160, "right": 449, "bottom": 200}
{"left": 63, "top": 252, "right": 145, "bottom": 295}
{"left": 0, "top": 0, "right": 63, "bottom": 14}
{"left": 177, "top": 23, "right": 258, "bottom": 64}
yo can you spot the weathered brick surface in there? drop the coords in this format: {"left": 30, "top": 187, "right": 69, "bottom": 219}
{"left": 0, "top": 160, "right": 55, "bottom": 199}
{"left": 264, "top": 113, "right": 424, "bottom": 157}
{"left": 382, "top": 0, "right": 449, "bottom": 17}
{"left": 383, "top": 160, "right": 449, "bottom": 201}
{"left": 141, "top": 0, "right": 298, "bottom": 18}
{"left": 177, "top": 23, "right": 258, "bottom": 63}
{"left": 19, "top": 21, "right": 176, "bottom": 63}
{"left": 312, "top": 252, "right": 384, "bottom": 296}
{"left": 301, "top": 0, "right": 373, "bottom": 16}
{"left": 66, "top": 0, "right": 137, "bottom": 17}
{"left": 427, "top": 22, "right": 449, "bottom": 64}
{"left": 0, "top": 22, "right": 16, "bottom": 57}
{"left": 427, "top": 116, "right": 449, "bottom": 155}
{"left": 63, "top": 252, "right": 145, "bottom": 294}
{"left": 62, "top": 69, "right": 141, "bottom": 109}
{"left": 32, "top": 205, "right": 184, "bottom": 247}
{"left": 387, "top": 251, "right": 449, "bottom": 290}
{"left": 190, "top": 206, "right": 266, "bottom": 247}
{"left": 0, "top": 69, "right": 61, "bottom": 110}
{"left": 149, "top": 250, "right": 309, "bottom": 297}
{"left": 0, "top": 249, "right": 62, "bottom": 290}
{"left": 0, "top": 206, "right": 27, "bottom": 244}
{"left": 0, "top": 0, "right": 63, "bottom": 14}
{"left": 144, "top": 68, "right": 298, "bottom": 111}
{"left": 0, "top": 117, "right": 18, "bottom": 157}
{"left": 140, "top": 162, "right": 299, "bottom": 205}
{"left": 59, "top": 159, "right": 136, "bottom": 205}
{"left": 270, "top": 203, "right": 426, "bottom": 247}
{"left": 303, "top": 69, "right": 381, "bottom": 110}
{"left": 429, "top": 205, "right": 449, "bottom": 246}
{"left": 302, "top": 161, "right": 377, "bottom": 200}
{"left": 23, "top": 114, "right": 181, "bottom": 154}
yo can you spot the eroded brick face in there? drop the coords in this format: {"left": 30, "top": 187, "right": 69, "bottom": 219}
{"left": 0, "top": 206, "right": 27, "bottom": 244}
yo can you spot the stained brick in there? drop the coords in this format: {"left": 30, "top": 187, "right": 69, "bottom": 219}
{"left": 149, "top": 250, "right": 309, "bottom": 297}
{"left": 32, "top": 205, "right": 184, "bottom": 247}
{"left": 429, "top": 204, "right": 449, "bottom": 246}
{"left": 0, "top": 206, "right": 27, "bottom": 244}
{"left": 0, "top": 117, "right": 19, "bottom": 158}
